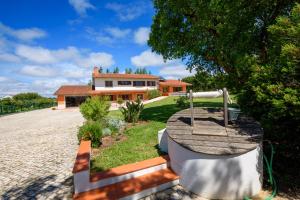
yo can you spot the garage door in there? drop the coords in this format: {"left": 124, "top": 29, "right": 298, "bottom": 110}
{"left": 65, "top": 96, "right": 88, "bottom": 107}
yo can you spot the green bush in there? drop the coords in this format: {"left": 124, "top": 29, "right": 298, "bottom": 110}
{"left": 175, "top": 96, "right": 189, "bottom": 108}
{"left": 13, "top": 92, "right": 42, "bottom": 101}
{"left": 79, "top": 96, "right": 110, "bottom": 122}
{"left": 116, "top": 97, "right": 124, "bottom": 105}
{"left": 105, "top": 118, "right": 126, "bottom": 134}
{"left": 78, "top": 121, "right": 103, "bottom": 147}
{"left": 237, "top": 4, "right": 300, "bottom": 142}
{"left": 121, "top": 98, "right": 144, "bottom": 123}
{"left": 146, "top": 89, "right": 161, "bottom": 100}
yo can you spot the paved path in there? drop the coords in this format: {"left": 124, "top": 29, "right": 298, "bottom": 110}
{"left": 0, "top": 108, "right": 84, "bottom": 200}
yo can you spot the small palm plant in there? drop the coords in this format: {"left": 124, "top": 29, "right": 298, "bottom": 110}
{"left": 120, "top": 98, "right": 144, "bottom": 124}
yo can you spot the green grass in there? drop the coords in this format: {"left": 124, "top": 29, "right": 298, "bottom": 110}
{"left": 91, "top": 96, "right": 235, "bottom": 172}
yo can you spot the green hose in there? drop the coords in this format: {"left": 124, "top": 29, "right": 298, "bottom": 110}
{"left": 244, "top": 140, "right": 277, "bottom": 200}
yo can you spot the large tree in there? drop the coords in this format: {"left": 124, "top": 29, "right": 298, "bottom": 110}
{"left": 149, "top": 0, "right": 295, "bottom": 85}
{"left": 149, "top": 1, "right": 300, "bottom": 193}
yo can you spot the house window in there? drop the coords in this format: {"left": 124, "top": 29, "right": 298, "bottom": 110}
{"left": 147, "top": 81, "right": 156, "bottom": 86}
{"left": 105, "top": 81, "right": 113, "bottom": 87}
{"left": 163, "top": 87, "right": 169, "bottom": 93}
{"left": 137, "top": 94, "right": 143, "bottom": 100}
{"left": 118, "top": 81, "right": 131, "bottom": 85}
{"left": 173, "top": 87, "right": 182, "bottom": 92}
{"left": 133, "top": 81, "right": 145, "bottom": 86}
{"left": 120, "top": 95, "right": 130, "bottom": 100}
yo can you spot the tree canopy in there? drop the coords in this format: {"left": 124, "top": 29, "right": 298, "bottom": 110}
{"left": 149, "top": 1, "right": 300, "bottom": 193}
{"left": 149, "top": 0, "right": 295, "bottom": 82}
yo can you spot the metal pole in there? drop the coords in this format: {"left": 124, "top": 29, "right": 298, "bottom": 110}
{"left": 189, "top": 89, "right": 194, "bottom": 127}
{"left": 223, "top": 88, "right": 228, "bottom": 127}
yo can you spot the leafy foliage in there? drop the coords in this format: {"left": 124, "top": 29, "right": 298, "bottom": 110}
{"left": 0, "top": 93, "right": 55, "bottom": 115}
{"left": 13, "top": 92, "right": 43, "bottom": 101}
{"left": 146, "top": 89, "right": 161, "bottom": 99}
{"left": 149, "top": 0, "right": 299, "bottom": 137}
{"left": 116, "top": 97, "right": 124, "bottom": 105}
{"left": 175, "top": 96, "right": 189, "bottom": 108}
{"left": 121, "top": 98, "right": 144, "bottom": 123}
{"left": 182, "top": 70, "right": 227, "bottom": 92}
{"left": 125, "top": 68, "right": 133, "bottom": 74}
{"left": 149, "top": 1, "right": 300, "bottom": 193}
{"left": 79, "top": 96, "right": 110, "bottom": 122}
{"left": 78, "top": 121, "right": 103, "bottom": 147}
{"left": 135, "top": 67, "right": 151, "bottom": 74}
{"left": 113, "top": 67, "right": 120, "bottom": 73}
{"left": 105, "top": 118, "right": 126, "bottom": 133}
{"left": 238, "top": 4, "right": 300, "bottom": 139}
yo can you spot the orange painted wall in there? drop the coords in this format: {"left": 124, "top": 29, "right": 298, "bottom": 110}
{"left": 57, "top": 95, "right": 65, "bottom": 104}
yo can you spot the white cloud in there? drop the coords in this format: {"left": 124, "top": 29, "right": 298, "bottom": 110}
{"left": 159, "top": 65, "right": 195, "bottom": 79}
{"left": 77, "top": 52, "right": 115, "bottom": 68}
{"left": 0, "top": 22, "right": 46, "bottom": 42}
{"left": 0, "top": 81, "right": 31, "bottom": 95}
{"left": 131, "top": 50, "right": 194, "bottom": 79}
{"left": 0, "top": 53, "right": 21, "bottom": 62}
{"left": 0, "top": 76, "right": 10, "bottom": 82}
{"left": 134, "top": 27, "right": 150, "bottom": 45}
{"left": 131, "top": 50, "right": 175, "bottom": 67}
{"left": 16, "top": 45, "right": 56, "bottom": 64}
{"left": 105, "top": 27, "right": 131, "bottom": 39}
{"left": 86, "top": 27, "right": 131, "bottom": 45}
{"left": 20, "top": 65, "right": 57, "bottom": 77}
{"left": 106, "top": 2, "right": 149, "bottom": 21}
{"left": 15, "top": 45, "right": 115, "bottom": 67}
{"left": 69, "top": 0, "right": 95, "bottom": 16}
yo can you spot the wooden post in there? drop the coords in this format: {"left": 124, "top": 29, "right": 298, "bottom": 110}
{"left": 223, "top": 88, "right": 228, "bottom": 127}
{"left": 189, "top": 90, "right": 194, "bottom": 127}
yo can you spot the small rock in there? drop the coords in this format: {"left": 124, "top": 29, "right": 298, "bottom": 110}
{"left": 155, "top": 191, "right": 170, "bottom": 200}
{"left": 170, "top": 192, "right": 182, "bottom": 200}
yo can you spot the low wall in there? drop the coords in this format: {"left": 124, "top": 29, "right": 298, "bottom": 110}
{"left": 168, "top": 137, "right": 263, "bottom": 199}
{"left": 72, "top": 140, "right": 173, "bottom": 195}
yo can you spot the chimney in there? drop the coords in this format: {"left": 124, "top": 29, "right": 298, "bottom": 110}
{"left": 93, "top": 66, "right": 99, "bottom": 75}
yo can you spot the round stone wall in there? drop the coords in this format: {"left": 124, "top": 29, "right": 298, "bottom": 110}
{"left": 168, "top": 137, "right": 263, "bottom": 199}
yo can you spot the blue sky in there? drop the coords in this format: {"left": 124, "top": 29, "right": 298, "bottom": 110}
{"left": 0, "top": 0, "right": 193, "bottom": 96}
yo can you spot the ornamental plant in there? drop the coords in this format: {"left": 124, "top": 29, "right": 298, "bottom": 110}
{"left": 146, "top": 89, "right": 161, "bottom": 99}
{"left": 79, "top": 96, "right": 110, "bottom": 122}
{"left": 77, "top": 121, "right": 103, "bottom": 147}
{"left": 121, "top": 98, "right": 144, "bottom": 124}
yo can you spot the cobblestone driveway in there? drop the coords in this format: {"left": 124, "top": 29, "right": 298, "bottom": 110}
{"left": 0, "top": 108, "right": 84, "bottom": 200}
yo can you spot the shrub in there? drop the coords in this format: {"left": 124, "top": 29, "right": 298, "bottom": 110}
{"left": 78, "top": 121, "right": 103, "bottom": 147}
{"left": 116, "top": 98, "right": 124, "bottom": 105}
{"left": 13, "top": 92, "right": 42, "bottom": 101}
{"left": 79, "top": 96, "right": 110, "bottom": 122}
{"left": 175, "top": 96, "right": 189, "bottom": 108}
{"left": 121, "top": 98, "right": 144, "bottom": 123}
{"left": 106, "top": 118, "right": 126, "bottom": 133}
{"left": 146, "top": 89, "right": 161, "bottom": 100}
{"left": 102, "top": 128, "right": 112, "bottom": 136}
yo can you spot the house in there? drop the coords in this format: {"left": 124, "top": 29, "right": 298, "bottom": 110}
{"left": 54, "top": 67, "right": 191, "bottom": 109}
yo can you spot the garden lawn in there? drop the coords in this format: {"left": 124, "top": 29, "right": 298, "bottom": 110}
{"left": 91, "top": 96, "right": 233, "bottom": 172}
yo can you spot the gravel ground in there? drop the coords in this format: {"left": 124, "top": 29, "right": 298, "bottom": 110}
{"left": 0, "top": 108, "right": 84, "bottom": 200}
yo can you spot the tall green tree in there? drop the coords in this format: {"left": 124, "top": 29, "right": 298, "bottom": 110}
{"left": 183, "top": 70, "right": 227, "bottom": 91}
{"left": 149, "top": 0, "right": 295, "bottom": 86}
{"left": 113, "top": 67, "right": 120, "bottom": 73}
{"left": 149, "top": 1, "right": 300, "bottom": 192}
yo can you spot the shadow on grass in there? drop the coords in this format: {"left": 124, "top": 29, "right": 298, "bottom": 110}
{"left": 141, "top": 101, "right": 225, "bottom": 123}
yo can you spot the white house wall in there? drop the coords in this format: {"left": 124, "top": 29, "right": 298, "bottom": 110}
{"left": 94, "top": 78, "right": 158, "bottom": 91}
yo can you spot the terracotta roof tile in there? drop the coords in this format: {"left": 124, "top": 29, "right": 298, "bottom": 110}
{"left": 54, "top": 85, "right": 91, "bottom": 95}
{"left": 159, "top": 80, "right": 192, "bottom": 86}
{"left": 93, "top": 73, "right": 159, "bottom": 79}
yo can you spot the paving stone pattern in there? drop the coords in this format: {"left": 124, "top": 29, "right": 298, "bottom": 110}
{"left": 141, "top": 185, "right": 208, "bottom": 200}
{"left": 0, "top": 108, "right": 84, "bottom": 200}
